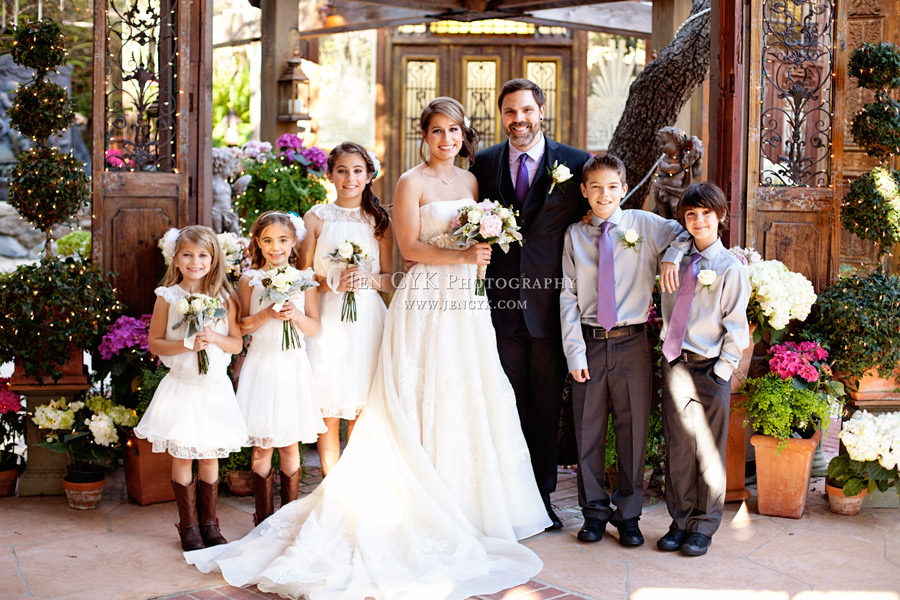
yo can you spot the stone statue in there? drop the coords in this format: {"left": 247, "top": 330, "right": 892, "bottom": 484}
{"left": 211, "top": 147, "right": 241, "bottom": 234}
{"left": 651, "top": 126, "right": 703, "bottom": 220}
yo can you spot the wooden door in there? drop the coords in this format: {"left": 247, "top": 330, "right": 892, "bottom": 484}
{"left": 92, "top": 0, "right": 192, "bottom": 315}
{"left": 383, "top": 25, "right": 582, "bottom": 204}
{"left": 839, "top": 0, "right": 900, "bottom": 273}
{"left": 746, "top": 0, "right": 844, "bottom": 291}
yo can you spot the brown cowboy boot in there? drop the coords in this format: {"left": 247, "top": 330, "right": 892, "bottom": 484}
{"left": 279, "top": 468, "right": 300, "bottom": 508}
{"left": 197, "top": 479, "right": 227, "bottom": 547}
{"left": 172, "top": 479, "right": 204, "bottom": 551}
{"left": 252, "top": 470, "right": 275, "bottom": 525}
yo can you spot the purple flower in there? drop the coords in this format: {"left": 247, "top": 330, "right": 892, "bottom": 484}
{"left": 98, "top": 315, "right": 152, "bottom": 360}
{"left": 276, "top": 134, "right": 305, "bottom": 153}
{"left": 300, "top": 147, "right": 328, "bottom": 172}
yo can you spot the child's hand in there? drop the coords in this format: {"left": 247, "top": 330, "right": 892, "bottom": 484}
{"left": 275, "top": 302, "right": 296, "bottom": 321}
{"left": 660, "top": 262, "right": 679, "bottom": 294}
{"left": 570, "top": 368, "right": 590, "bottom": 383}
{"left": 193, "top": 327, "right": 212, "bottom": 351}
{"left": 582, "top": 210, "right": 593, "bottom": 224}
{"left": 337, "top": 266, "right": 363, "bottom": 292}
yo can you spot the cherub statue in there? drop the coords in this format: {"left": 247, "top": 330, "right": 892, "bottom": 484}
{"left": 211, "top": 146, "right": 241, "bottom": 234}
{"left": 651, "top": 126, "right": 704, "bottom": 219}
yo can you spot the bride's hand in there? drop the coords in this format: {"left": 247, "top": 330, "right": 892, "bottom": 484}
{"left": 463, "top": 243, "right": 492, "bottom": 265}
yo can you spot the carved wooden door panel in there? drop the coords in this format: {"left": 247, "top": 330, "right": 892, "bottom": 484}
{"left": 92, "top": 0, "right": 191, "bottom": 315}
{"left": 839, "top": 0, "right": 900, "bottom": 272}
{"left": 746, "top": 0, "right": 844, "bottom": 291}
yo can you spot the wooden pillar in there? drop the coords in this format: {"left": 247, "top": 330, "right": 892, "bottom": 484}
{"left": 260, "top": 0, "right": 300, "bottom": 143}
{"left": 708, "top": 0, "right": 745, "bottom": 247}
{"left": 190, "top": 0, "right": 213, "bottom": 225}
{"left": 651, "top": 0, "right": 693, "bottom": 134}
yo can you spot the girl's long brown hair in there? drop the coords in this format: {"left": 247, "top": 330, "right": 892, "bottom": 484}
{"left": 327, "top": 142, "right": 390, "bottom": 239}
{"left": 247, "top": 211, "right": 300, "bottom": 269}
{"left": 160, "top": 225, "right": 239, "bottom": 308}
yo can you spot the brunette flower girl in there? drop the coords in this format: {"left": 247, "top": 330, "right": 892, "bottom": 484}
{"left": 135, "top": 225, "right": 247, "bottom": 551}
{"left": 301, "top": 142, "right": 393, "bottom": 474}
{"left": 237, "top": 211, "right": 325, "bottom": 524}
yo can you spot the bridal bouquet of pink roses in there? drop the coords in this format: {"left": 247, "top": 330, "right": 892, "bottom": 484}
{"left": 450, "top": 199, "right": 523, "bottom": 295}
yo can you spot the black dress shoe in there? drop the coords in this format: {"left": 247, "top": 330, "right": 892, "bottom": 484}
{"left": 577, "top": 517, "right": 607, "bottom": 542}
{"left": 656, "top": 528, "right": 687, "bottom": 552}
{"left": 680, "top": 532, "right": 712, "bottom": 556}
{"left": 545, "top": 505, "right": 563, "bottom": 531}
{"left": 614, "top": 518, "right": 644, "bottom": 547}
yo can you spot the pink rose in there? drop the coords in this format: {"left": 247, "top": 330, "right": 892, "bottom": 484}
{"left": 451, "top": 214, "right": 461, "bottom": 229}
{"left": 479, "top": 214, "right": 502, "bottom": 238}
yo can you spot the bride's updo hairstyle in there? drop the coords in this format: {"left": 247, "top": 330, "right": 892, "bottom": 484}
{"left": 326, "top": 142, "right": 390, "bottom": 239}
{"left": 419, "top": 97, "right": 480, "bottom": 166}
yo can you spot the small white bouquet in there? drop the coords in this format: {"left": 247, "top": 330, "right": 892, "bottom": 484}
{"left": 255, "top": 265, "right": 318, "bottom": 349}
{"left": 172, "top": 293, "right": 227, "bottom": 374}
{"left": 326, "top": 240, "right": 372, "bottom": 322}
{"left": 449, "top": 199, "right": 523, "bottom": 296}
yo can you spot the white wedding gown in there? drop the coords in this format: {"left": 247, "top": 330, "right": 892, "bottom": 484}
{"left": 186, "top": 199, "right": 550, "bottom": 600}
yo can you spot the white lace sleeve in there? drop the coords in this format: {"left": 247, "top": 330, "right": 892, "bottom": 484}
{"left": 154, "top": 286, "right": 182, "bottom": 304}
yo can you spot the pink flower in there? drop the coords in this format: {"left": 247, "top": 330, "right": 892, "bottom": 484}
{"left": 450, "top": 214, "right": 461, "bottom": 229}
{"left": 0, "top": 379, "right": 22, "bottom": 415}
{"left": 798, "top": 364, "right": 820, "bottom": 383}
{"left": 479, "top": 214, "right": 502, "bottom": 238}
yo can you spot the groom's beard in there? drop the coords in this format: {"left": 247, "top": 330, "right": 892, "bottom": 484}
{"left": 504, "top": 120, "right": 540, "bottom": 149}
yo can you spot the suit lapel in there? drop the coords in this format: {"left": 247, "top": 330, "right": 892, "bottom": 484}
{"left": 498, "top": 143, "right": 517, "bottom": 208}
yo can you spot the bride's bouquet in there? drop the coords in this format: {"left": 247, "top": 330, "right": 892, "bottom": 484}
{"left": 326, "top": 240, "right": 373, "bottom": 323}
{"left": 450, "top": 199, "right": 523, "bottom": 295}
{"left": 254, "top": 266, "right": 318, "bottom": 350}
{"left": 172, "top": 293, "right": 227, "bottom": 374}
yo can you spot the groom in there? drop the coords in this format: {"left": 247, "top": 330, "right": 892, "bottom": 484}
{"left": 471, "top": 79, "right": 590, "bottom": 530}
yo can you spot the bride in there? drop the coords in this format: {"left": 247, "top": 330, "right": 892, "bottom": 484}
{"left": 186, "top": 97, "right": 550, "bottom": 599}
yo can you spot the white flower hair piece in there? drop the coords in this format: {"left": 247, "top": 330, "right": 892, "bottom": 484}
{"left": 463, "top": 116, "right": 471, "bottom": 128}
{"left": 159, "top": 227, "right": 180, "bottom": 265}
{"left": 367, "top": 150, "right": 381, "bottom": 178}
{"left": 288, "top": 212, "right": 307, "bottom": 243}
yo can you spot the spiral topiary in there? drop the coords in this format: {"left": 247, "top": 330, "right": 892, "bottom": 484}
{"left": 7, "top": 78, "right": 75, "bottom": 142}
{"left": 8, "top": 146, "right": 90, "bottom": 237}
{"left": 11, "top": 19, "right": 67, "bottom": 77}
{"left": 849, "top": 42, "right": 900, "bottom": 97}
{"left": 850, "top": 98, "right": 900, "bottom": 161}
{"left": 840, "top": 166, "right": 900, "bottom": 257}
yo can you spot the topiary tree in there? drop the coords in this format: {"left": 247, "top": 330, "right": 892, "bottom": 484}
{"left": 842, "top": 42, "right": 900, "bottom": 257}
{"left": 6, "top": 19, "right": 88, "bottom": 260}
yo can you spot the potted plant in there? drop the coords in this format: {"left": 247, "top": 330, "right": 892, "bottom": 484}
{"left": 826, "top": 410, "right": 900, "bottom": 515}
{"left": 122, "top": 365, "right": 173, "bottom": 505}
{"left": 741, "top": 341, "right": 843, "bottom": 518}
{"left": 31, "top": 395, "right": 137, "bottom": 509}
{"left": 806, "top": 269, "right": 900, "bottom": 401}
{"left": 233, "top": 135, "right": 329, "bottom": 235}
{"left": 0, "top": 379, "right": 26, "bottom": 497}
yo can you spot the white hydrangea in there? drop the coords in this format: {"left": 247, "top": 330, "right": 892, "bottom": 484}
{"left": 88, "top": 413, "right": 119, "bottom": 447}
{"left": 840, "top": 410, "right": 900, "bottom": 471}
{"left": 746, "top": 260, "right": 816, "bottom": 331}
{"left": 33, "top": 404, "right": 74, "bottom": 430}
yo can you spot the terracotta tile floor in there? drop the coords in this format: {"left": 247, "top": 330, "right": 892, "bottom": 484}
{"left": 2, "top": 454, "right": 899, "bottom": 600}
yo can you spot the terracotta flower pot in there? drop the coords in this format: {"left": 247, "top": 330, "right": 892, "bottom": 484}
{"left": 843, "top": 366, "right": 900, "bottom": 403}
{"left": 825, "top": 482, "right": 868, "bottom": 516}
{"left": 124, "top": 435, "right": 175, "bottom": 505}
{"left": 0, "top": 469, "right": 18, "bottom": 497}
{"left": 227, "top": 470, "right": 254, "bottom": 496}
{"left": 62, "top": 475, "right": 106, "bottom": 510}
{"left": 750, "top": 430, "right": 821, "bottom": 519}
{"left": 9, "top": 346, "right": 89, "bottom": 390}
{"left": 731, "top": 323, "right": 757, "bottom": 392}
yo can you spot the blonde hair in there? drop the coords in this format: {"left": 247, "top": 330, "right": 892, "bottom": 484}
{"left": 160, "top": 225, "right": 238, "bottom": 307}
{"left": 247, "top": 211, "right": 299, "bottom": 269}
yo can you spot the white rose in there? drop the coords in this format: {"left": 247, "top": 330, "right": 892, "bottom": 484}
{"left": 508, "top": 215, "right": 517, "bottom": 229}
{"left": 272, "top": 273, "right": 290, "bottom": 289}
{"left": 337, "top": 242, "right": 354, "bottom": 260}
{"left": 624, "top": 229, "right": 639, "bottom": 244}
{"left": 467, "top": 209, "right": 482, "bottom": 225}
{"left": 191, "top": 298, "right": 204, "bottom": 312}
{"left": 497, "top": 207, "right": 511, "bottom": 220}
{"left": 698, "top": 269, "right": 718, "bottom": 286}
{"left": 554, "top": 163, "right": 572, "bottom": 182}
{"left": 174, "top": 298, "right": 190, "bottom": 314}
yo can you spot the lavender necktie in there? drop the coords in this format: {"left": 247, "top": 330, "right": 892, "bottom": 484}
{"left": 515, "top": 154, "right": 530, "bottom": 205}
{"left": 662, "top": 253, "right": 703, "bottom": 363}
{"left": 596, "top": 221, "right": 617, "bottom": 331}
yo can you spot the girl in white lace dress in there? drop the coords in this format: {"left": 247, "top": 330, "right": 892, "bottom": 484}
{"left": 186, "top": 100, "right": 548, "bottom": 599}
{"left": 236, "top": 212, "right": 326, "bottom": 525}
{"left": 135, "top": 225, "right": 246, "bottom": 552}
{"left": 301, "top": 142, "right": 393, "bottom": 475}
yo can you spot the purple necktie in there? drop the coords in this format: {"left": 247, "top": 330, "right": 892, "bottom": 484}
{"left": 662, "top": 253, "right": 703, "bottom": 363}
{"left": 515, "top": 154, "right": 530, "bottom": 205}
{"left": 596, "top": 221, "right": 617, "bottom": 331}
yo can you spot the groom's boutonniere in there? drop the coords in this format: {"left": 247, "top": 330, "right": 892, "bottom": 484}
{"left": 547, "top": 160, "right": 573, "bottom": 195}
{"left": 697, "top": 268, "right": 717, "bottom": 293}
{"left": 618, "top": 228, "right": 642, "bottom": 252}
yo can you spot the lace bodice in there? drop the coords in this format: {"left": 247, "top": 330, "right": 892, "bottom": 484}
{"left": 419, "top": 199, "right": 474, "bottom": 243}
{"left": 309, "top": 203, "right": 381, "bottom": 279}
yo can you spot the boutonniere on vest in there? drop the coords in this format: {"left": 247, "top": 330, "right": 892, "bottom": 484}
{"left": 547, "top": 160, "right": 573, "bottom": 194}
{"left": 618, "top": 228, "right": 642, "bottom": 252}
{"left": 697, "top": 268, "right": 717, "bottom": 293}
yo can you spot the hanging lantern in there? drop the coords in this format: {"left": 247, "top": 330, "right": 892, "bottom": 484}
{"left": 277, "top": 48, "right": 311, "bottom": 122}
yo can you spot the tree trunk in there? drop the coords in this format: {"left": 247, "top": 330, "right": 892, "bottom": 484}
{"left": 608, "top": 0, "right": 711, "bottom": 210}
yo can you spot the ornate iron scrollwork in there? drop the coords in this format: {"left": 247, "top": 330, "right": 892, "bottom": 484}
{"left": 759, "top": 0, "right": 833, "bottom": 187}
{"left": 105, "top": 0, "right": 177, "bottom": 172}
